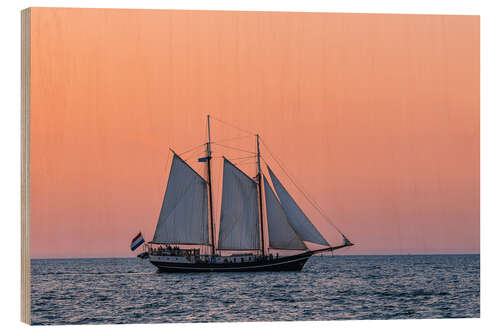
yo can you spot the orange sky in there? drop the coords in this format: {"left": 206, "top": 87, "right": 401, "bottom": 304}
{"left": 29, "top": 8, "right": 479, "bottom": 258}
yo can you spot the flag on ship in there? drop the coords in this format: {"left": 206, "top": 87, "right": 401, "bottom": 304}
{"left": 130, "top": 232, "right": 145, "bottom": 251}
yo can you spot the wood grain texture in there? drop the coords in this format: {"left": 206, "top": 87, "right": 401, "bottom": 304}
{"left": 21, "top": 7, "right": 31, "bottom": 325}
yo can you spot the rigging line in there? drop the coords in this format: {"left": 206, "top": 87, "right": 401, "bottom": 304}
{"left": 260, "top": 141, "right": 345, "bottom": 236}
{"left": 210, "top": 116, "right": 255, "bottom": 135}
{"left": 183, "top": 148, "right": 205, "bottom": 160}
{"left": 212, "top": 134, "right": 254, "bottom": 144}
{"left": 182, "top": 147, "right": 207, "bottom": 163}
{"left": 210, "top": 155, "right": 255, "bottom": 161}
{"left": 212, "top": 142, "right": 257, "bottom": 154}
{"left": 226, "top": 155, "right": 256, "bottom": 161}
{"left": 185, "top": 158, "right": 204, "bottom": 163}
{"left": 233, "top": 161, "right": 258, "bottom": 167}
{"left": 178, "top": 143, "right": 207, "bottom": 156}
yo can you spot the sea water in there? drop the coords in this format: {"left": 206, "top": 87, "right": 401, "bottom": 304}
{"left": 31, "top": 254, "right": 480, "bottom": 325}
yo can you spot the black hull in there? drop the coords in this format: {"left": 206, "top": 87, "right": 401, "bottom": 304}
{"left": 150, "top": 252, "right": 313, "bottom": 273}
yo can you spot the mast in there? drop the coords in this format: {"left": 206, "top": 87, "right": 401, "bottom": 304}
{"left": 206, "top": 115, "right": 216, "bottom": 256}
{"left": 256, "top": 134, "right": 265, "bottom": 256}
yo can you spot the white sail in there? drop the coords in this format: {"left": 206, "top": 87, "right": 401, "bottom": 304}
{"left": 218, "top": 158, "right": 260, "bottom": 250}
{"left": 267, "top": 165, "right": 329, "bottom": 246}
{"left": 264, "top": 176, "right": 307, "bottom": 250}
{"left": 152, "top": 153, "right": 209, "bottom": 245}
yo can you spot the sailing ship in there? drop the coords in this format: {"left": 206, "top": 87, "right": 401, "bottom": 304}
{"left": 138, "top": 116, "right": 353, "bottom": 272}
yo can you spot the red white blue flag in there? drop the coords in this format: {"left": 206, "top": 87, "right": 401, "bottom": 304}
{"left": 130, "top": 232, "right": 145, "bottom": 251}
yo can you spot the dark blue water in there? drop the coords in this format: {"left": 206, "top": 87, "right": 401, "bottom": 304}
{"left": 31, "top": 255, "right": 479, "bottom": 325}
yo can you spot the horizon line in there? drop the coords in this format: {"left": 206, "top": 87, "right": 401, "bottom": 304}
{"left": 31, "top": 252, "right": 480, "bottom": 260}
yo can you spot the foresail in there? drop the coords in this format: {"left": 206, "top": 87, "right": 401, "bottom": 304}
{"left": 152, "top": 153, "right": 209, "bottom": 245}
{"left": 264, "top": 176, "right": 307, "bottom": 250}
{"left": 218, "top": 158, "right": 260, "bottom": 250}
{"left": 267, "top": 165, "right": 329, "bottom": 246}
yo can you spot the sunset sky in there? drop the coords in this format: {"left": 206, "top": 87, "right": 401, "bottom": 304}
{"left": 30, "top": 8, "right": 479, "bottom": 258}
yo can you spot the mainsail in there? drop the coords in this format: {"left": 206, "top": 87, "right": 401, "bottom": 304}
{"left": 152, "top": 153, "right": 209, "bottom": 245}
{"left": 267, "top": 165, "right": 330, "bottom": 246}
{"left": 218, "top": 158, "right": 260, "bottom": 250}
{"left": 264, "top": 176, "right": 307, "bottom": 250}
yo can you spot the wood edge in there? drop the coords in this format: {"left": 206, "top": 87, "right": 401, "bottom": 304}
{"left": 21, "top": 7, "right": 31, "bottom": 325}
